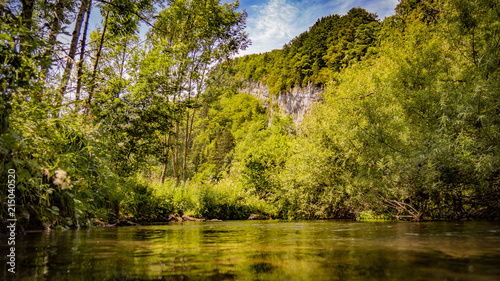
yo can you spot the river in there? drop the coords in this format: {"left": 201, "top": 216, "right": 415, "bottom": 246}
{"left": 2, "top": 220, "right": 500, "bottom": 280}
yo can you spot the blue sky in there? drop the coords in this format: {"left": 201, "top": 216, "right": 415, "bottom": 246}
{"left": 236, "top": 0, "right": 399, "bottom": 55}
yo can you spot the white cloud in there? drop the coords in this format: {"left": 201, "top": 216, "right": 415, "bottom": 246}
{"left": 237, "top": 0, "right": 399, "bottom": 56}
{"left": 240, "top": 0, "right": 301, "bottom": 55}
{"left": 356, "top": 0, "right": 400, "bottom": 19}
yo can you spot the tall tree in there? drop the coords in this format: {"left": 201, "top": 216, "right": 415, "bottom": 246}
{"left": 86, "top": 9, "right": 109, "bottom": 112}
{"left": 76, "top": 0, "right": 92, "bottom": 100}
{"left": 58, "top": 0, "right": 91, "bottom": 104}
{"left": 41, "top": 0, "right": 65, "bottom": 78}
{"left": 84, "top": 0, "right": 155, "bottom": 112}
{"left": 138, "top": 0, "right": 249, "bottom": 182}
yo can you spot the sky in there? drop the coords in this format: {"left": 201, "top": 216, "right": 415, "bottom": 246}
{"left": 235, "top": 0, "right": 400, "bottom": 56}
{"left": 84, "top": 0, "right": 400, "bottom": 56}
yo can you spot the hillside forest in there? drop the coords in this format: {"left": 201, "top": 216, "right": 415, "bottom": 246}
{"left": 1, "top": 0, "right": 500, "bottom": 230}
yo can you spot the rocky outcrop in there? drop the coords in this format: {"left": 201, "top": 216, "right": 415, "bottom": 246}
{"left": 102, "top": 213, "right": 222, "bottom": 226}
{"left": 248, "top": 214, "right": 272, "bottom": 220}
{"left": 239, "top": 80, "right": 324, "bottom": 124}
{"left": 182, "top": 215, "right": 205, "bottom": 222}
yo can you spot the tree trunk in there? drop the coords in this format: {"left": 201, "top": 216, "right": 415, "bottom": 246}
{"left": 19, "top": 0, "right": 35, "bottom": 54}
{"left": 172, "top": 121, "right": 179, "bottom": 181}
{"left": 181, "top": 110, "right": 190, "bottom": 182}
{"left": 181, "top": 77, "right": 193, "bottom": 182}
{"left": 76, "top": 0, "right": 92, "bottom": 101}
{"left": 58, "top": 0, "right": 90, "bottom": 105}
{"left": 119, "top": 40, "right": 127, "bottom": 80}
{"left": 160, "top": 133, "right": 172, "bottom": 183}
{"left": 86, "top": 9, "right": 109, "bottom": 113}
{"left": 182, "top": 107, "right": 198, "bottom": 182}
{"left": 41, "top": 0, "right": 65, "bottom": 79}
{"left": 181, "top": 65, "right": 206, "bottom": 181}
{"left": 20, "top": 0, "right": 35, "bottom": 31}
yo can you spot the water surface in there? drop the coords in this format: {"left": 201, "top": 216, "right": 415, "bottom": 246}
{"left": 2, "top": 220, "right": 500, "bottom": 280}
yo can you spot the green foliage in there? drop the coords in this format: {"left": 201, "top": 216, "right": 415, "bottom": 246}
{"left": 122, "top": 177, "right": 273, "bottom": 220}
{"left": 120, "top": 178, "right": 174, "bottom": 220}
{"left": 0, "top": 0, "right": 252, "bottom": 229}
{"left": 232, "top": 8, "right": 380, "bottom": 95}
{"left": 275, "top": 135, "right": 354, "bottom": 219}
{"left": 278, "top": 0, "right": 500, "bottom": 220}
{"left": 2, "top": 0, "right": 500, "bottom": 229}
{"left": 356, "top": 211, "right": 393, "bottom": 221}
{"left": 191, "top": 92, "right": 267, "bottom": 180}
{"left": 237, "top": 115, "right": 292, "bottom": 200}
{"left": 195, "top": 0, "right": 499, "bottom": 221}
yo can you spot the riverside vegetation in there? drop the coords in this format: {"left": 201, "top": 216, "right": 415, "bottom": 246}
{"left": 1, "top": 0, "right": 499, "bottom": 231}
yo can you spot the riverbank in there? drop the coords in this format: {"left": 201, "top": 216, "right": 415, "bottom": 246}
{"left": 5, "top": 172, "right": 499, "bottom": 234}
{"left": 1, "top": 176, "right": 277, "bottom": 233}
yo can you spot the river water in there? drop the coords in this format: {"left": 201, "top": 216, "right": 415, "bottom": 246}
{"left": 2, "top": 220, "right": 500, "bottom": 280}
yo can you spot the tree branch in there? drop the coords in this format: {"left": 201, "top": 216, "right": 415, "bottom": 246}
{"left": 342, "top": 92, "right": 374, "bottom": 99}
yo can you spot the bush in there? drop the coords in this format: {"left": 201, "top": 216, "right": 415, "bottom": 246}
{"left": 121, "top": 177, "right": 274, "bottom": 221}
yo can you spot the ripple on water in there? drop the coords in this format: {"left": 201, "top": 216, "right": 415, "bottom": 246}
{"left": 3, "top": 221, "right": 500, "bottom": 281}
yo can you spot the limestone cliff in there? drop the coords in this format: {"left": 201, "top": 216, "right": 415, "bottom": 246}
{"left": 239, "top": 80, "right": 324, "bottom": 124}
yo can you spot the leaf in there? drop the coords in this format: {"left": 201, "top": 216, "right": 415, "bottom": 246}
{"left": 7, "top": 129, "right": 22, "bottom": 141}
{"left": 27, "top": 160, "right": 40, "bottom": 168}
{"left": 0, "top": 141, "right": 8, "bottom": 154}
{"left": 17, "top": 169, "right": 31, "bottom": 182}
{"left": 48, "top": 206, "right": 60, "bottom": 215}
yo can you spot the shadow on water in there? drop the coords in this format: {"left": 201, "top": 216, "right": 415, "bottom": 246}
{"left": 1, "top": 220, "right": 500, "bottom": 280}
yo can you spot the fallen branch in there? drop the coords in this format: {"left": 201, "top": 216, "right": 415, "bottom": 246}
{"left": 376, "top": 195, "right": 423, "bottom": 221}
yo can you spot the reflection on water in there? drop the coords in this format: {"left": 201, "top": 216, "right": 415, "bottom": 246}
{"left": 2, "top": 221, "right": 500, "bottom": 280}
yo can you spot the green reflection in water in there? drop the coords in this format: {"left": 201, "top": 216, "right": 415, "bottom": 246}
{"left": 2, "top": 221, "right": 500, "bottom": 280}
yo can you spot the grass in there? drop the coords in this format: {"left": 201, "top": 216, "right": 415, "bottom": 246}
{"left": 121, "top": 176, "right": 275, "bottom": 221}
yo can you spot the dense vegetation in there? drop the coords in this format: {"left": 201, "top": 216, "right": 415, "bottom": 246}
{"left": 1, "top": 0, "right": 499, "bottom": 231}
{"left": 234, "top": 7, "right": 380, "bottom": 94}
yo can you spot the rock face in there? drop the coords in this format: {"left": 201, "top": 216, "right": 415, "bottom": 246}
{"left": 239, "top": 80, "right": 324, "bottom": 124}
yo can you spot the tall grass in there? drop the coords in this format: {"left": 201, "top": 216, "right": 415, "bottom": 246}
{"left": 121, "top": 176, "right": 274, "bottom": 221}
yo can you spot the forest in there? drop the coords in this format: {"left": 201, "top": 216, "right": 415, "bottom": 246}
{"left": 1, "top": 0, "right": 499, "bottom": 231}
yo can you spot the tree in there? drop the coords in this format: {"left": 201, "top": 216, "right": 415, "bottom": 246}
{"left": 134, "top": 0, "right": 249, "bottom": 182}
{"left": 85, "top": 0, "right": 156, "bottom": 112}
{"left": 58, "top": 0, "right": 91, "bottom": 103}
